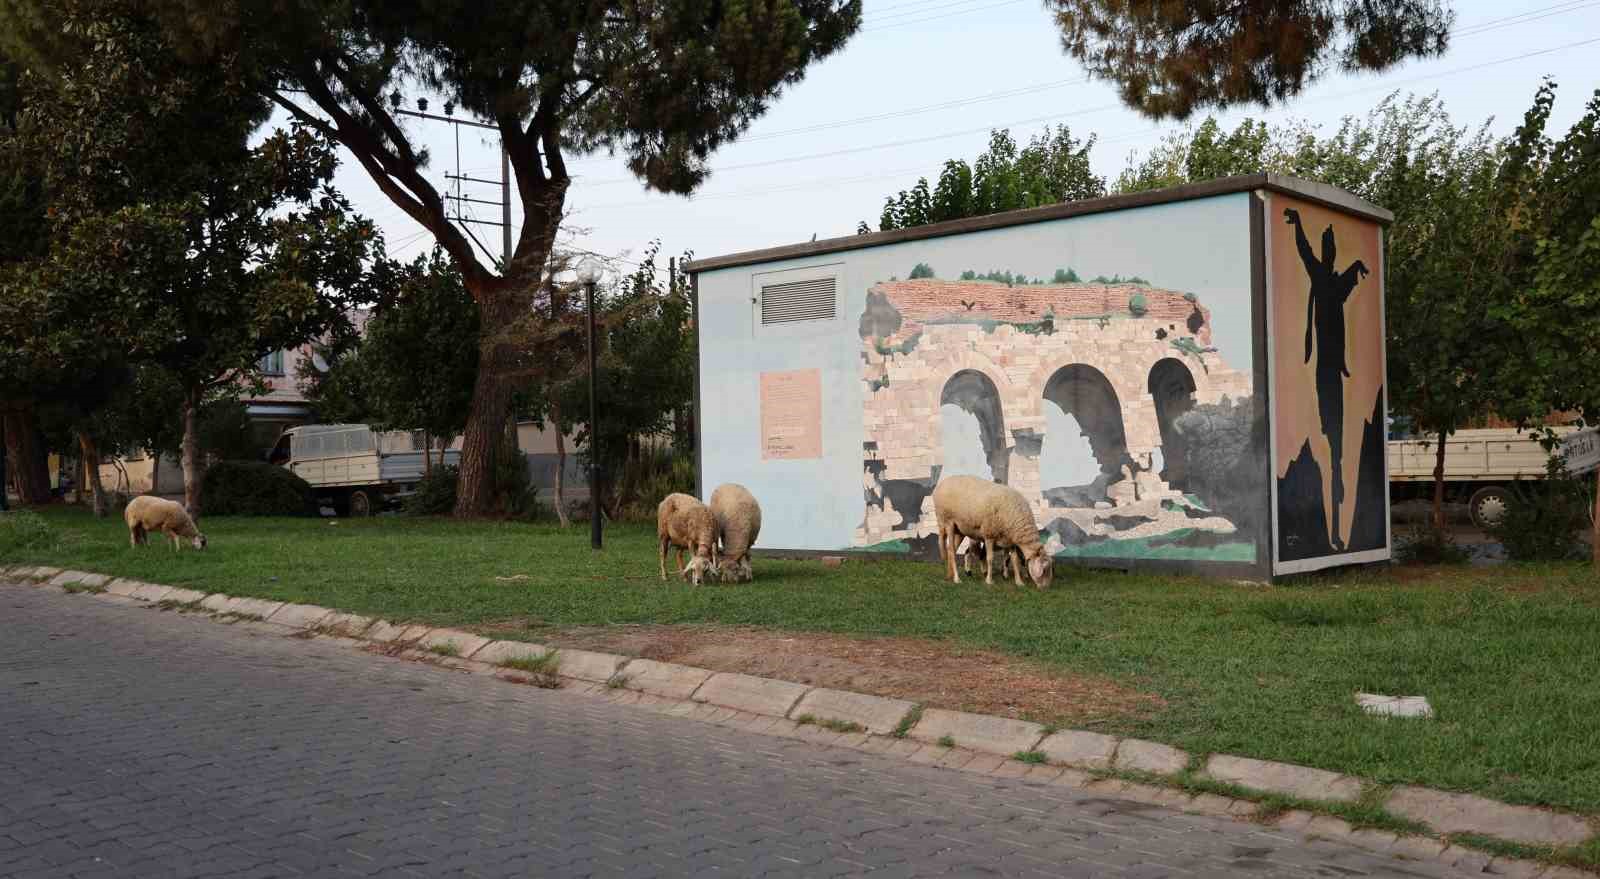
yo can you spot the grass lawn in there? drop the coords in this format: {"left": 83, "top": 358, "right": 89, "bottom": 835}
{"left": 7, "top": 506, "right": 1600, "bottom": 822}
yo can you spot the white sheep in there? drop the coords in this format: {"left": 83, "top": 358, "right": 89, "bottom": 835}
{"left": 932, "top": 475, "right": 1052, "bottom": 588}
{"left": 124, "top": 495, "right": 208, "bottom": 551}
{"left": 709, "top": 483, "right": 762, "bottom": 583}
{"left": 657, "top": 493, "right": 719, "bottom": 585}
{"left": 957, "top": 533, "right": 1015, "bottom": 579}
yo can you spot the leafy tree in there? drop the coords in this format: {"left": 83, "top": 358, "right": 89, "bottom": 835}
{"left": 108, "top": 0, "right": 861, "bottom": 517}
{"left": 875, "top": 127, "right": 1105, "bottom": 230}
{"left": 908, "top": 263, "right": 935, "bottom": 279}
{"left": 2, "top": 3, "right": 381, "bottom": 514}
{"left": 1044, "top": 0, "right": 1455, "bottom": 119}
{"left": 547, "top": 243, "right": 695, "bottom": 519}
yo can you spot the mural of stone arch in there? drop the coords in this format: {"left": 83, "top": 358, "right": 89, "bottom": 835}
{"left": 939, "top": 369, "right": 1009, "bottom": 484}
{"left": 1148, "top": 358, "right": 1198, "bottom": 488}
{"left": 1042, "top": 364, "right": 1130, "bottom": 480}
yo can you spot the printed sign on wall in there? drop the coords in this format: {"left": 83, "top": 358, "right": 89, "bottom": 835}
{"left": 760, "top": 369, "right": 822, "bottom": 460}
{"left": 1271, "top": 195, "right": 1389, "bottom": 571}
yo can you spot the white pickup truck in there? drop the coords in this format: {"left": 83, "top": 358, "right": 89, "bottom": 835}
{"left": 1388, "top": 424, "right": 1599, "bottom": 528}
{"left": 266, "top": 424, "right": 459, "bottom": 516}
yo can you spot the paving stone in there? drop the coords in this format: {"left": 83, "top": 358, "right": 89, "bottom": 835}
{"left": 788, "top": 688, "right": 916, "bottom": 735}
{"left": 692, "top": 672, "right": 809, "bottom": 717}
{"left": 162, "top": 587, "right": 208, "bottom": 604}
{"left": 1386, "top": 785, "right": 1594, "bottom": 847}
{"left": 418, "top": 628, "right": 492, "bottom": 659}
{"left": 1114, "top": 738, "right": 1189, "bottom": 776}
{"left": 266, "top": 603, "right": 334, "bottom": 629}
{"left": 396, "top": 624, "right": 433, "bottom": 642}
{"left": 362, "top": 620, "right": 411, "bottom": 642}
{"left": 1483, "top": 856, "right": 1549, "bottom": 879}
{"left": 30, "top": 566, "right": 62, "bottom": 579}
{"left": 1386, "top": 834, "right": 1448, "bottom": 862}
{"left": 50, "top": 570, "right": 109, "bottom": 588}
{"left": 473, "top": 640, "right": 556, "bottom": 667}
{"left": 106, "top": 578, "right": 146, "bottom": 597}
{"left": 317, "top": 612, "right": 375, "bottom": 636}
{"left": 214, "top": 597, "right": 286, "bottom": 619}
{"left": 1355, "top": 692, "right": 1434, "bottom": 719}
{"left": 200, "top": 594, "right": 234, "bottom": 613}
{"left": 908, "top": 708, "right": 1045, "bottom": 756}
{"left": 1203, "top": 754, "right": 1362, "bottom": 803}
{"left": 558, "top": 649, "right": 630, "bottom": 683}
{"left": 620, "top": 658, "right": 714, "bottom": 700}
{"left": 1036, "top": 730, "right": 1118, "bottom": 769}
{"left": 130, "top": 583, "right": 175, "bottom": 603}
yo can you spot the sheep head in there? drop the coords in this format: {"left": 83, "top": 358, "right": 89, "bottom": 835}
{"left": 1025, "top": 545, "right": 1053, "bottom": 589}
{"left": 192, "top": 533, "right": 208, "bottom": 550}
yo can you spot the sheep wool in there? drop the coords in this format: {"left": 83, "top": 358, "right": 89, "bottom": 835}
{"left": 124, "top": 495, "right": 208, "bottom": 551}
{"left": 932, "top": 475, "right": 1052, "bottom": 588}
{"left": 657, "top": 493, "right": 719, "bottom": 585}
{"left": 709, "top": 483, "right": 762, "bottom": 583}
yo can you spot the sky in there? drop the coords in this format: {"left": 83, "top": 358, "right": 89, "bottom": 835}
{"left": 300, "top": 0, "right": 1600, "bottom": 277}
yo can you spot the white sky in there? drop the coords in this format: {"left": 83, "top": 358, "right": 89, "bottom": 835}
{"left": 300, "top": 0, "right": 1600, "bottom": 274}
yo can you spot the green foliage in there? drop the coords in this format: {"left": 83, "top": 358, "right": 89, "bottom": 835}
{"left": 1127, "top": 292, "right": 1149, "bottom": 316}
{"left": 613, "top": 447, "right": 695, "bottom": 522}
{"left": 1051, "top": 268, "right": 1081, "bottom": 283}
{"left": 1044, "top": 0, "right": 1453, "bottom": 119}
{"left": 306, "top": 249, "right": 479, "bottom": 440}
{"left": 195, "top": 399, "right": 260, "bottom": 462}
{"left": 1487, "top": 457, "right": 1594, "bottom": 562}
{"left": 1393, "top": 523, "right": 1469, "bottom": 565}
{"left": 404, "top": 465, "right": 459, "bottom": 517}
{"left": 908, "top": 262, "right": 935, "bottom": 279}
{"left": 876, "top": 127, "right": 1105, "bottom": 230}
{"left": 0, "top": 509, "right": 57, "bottom": 554}
{"left": 198, "top": 461, "right": 315, "bottom": 517}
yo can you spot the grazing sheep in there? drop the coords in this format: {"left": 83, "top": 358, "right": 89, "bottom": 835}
{"left": 956, "top": 533, "right": 1015, "bottom": 579}
{"left": 657, "top": 493, "right": 719, "bottom": 585}
{"left": 709, "top": 483, "right": 762, "bottom": 583}
{"left": 124, "top": 495, "right": 207, "bottom": 551}
{"left": 932, "top": 475, "right": 1053, "bottom": 588}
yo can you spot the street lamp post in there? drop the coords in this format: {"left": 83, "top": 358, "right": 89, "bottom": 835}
{"left": 575, "top": 256, "right": 605, "bottom": 550}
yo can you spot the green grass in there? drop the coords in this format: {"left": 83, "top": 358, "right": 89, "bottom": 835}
{"left": 795, "top": 714, "right": 863, "bottom": 733}
{"left": 498, "top": 650, "right": 561, "bottom": 688}
{"left": 937, "top": 734, "right": 956, "bottom": 748}
{"left": 9, "top": 507, "right": 1600, "bottom": 817}
{"left": 1012, "top": 749, "right": 1048, "bottom": 764}
{"left": 426, "top": 642, "right": 462, "bottom": 658}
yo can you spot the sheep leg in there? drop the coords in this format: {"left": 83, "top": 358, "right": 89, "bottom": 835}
{"left": 676, "top": 547, "right": 687, "bottom": 581}
{"left": 947, "top": 529, "right": 962, "bottom": 584}
{"left": 1011, "top": 547, "right": 1025, "bottom": 587}
{"left": 984, "top": 538, "right": 996, "bottom": 585}
{"left": 659, "top": 536, "right": 670, "bottom": 581}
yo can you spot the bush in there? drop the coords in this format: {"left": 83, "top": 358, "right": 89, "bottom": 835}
{"left": 1128, "top": 292, "right": 1149, "bottom": 316}
{"left": 405, "top": 464, "right": 458, "bottom": 516}
{"left": 199, "top": 461, "right": 316, "bottom": 516}
{"left": 1394, "top": 523, "right": 1469, "bottom": 565}
{"left": 613, "top": 446, "right": 695, "bottom": 522}
{"left": 0, "top": 509, "right": 58, "bottom": 555}
{"left": 1487, "top": 456, "right": 1592, "bottom": 561}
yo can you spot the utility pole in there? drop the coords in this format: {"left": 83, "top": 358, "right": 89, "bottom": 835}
{"left": 502, "top": 147, "right": 513, "bottom": 267}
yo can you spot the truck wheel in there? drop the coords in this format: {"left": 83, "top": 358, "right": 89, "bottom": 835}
{"left": 348, "top": 489, "right": 375, "bottom": 518}
{"left": 1468, "top": 485, "right": 1510, "bottom": 529}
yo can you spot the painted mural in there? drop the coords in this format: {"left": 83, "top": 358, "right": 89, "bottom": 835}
{"left": 1271, "top": 195, "right": 1388, "bottom": 567}
{"left": 854, "top": 269, "right": 1261, "bottom": 563}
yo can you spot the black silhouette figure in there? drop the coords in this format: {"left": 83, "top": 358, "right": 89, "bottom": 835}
{"left": 1285, "top": 208, "right": 1368, "bottom": 552}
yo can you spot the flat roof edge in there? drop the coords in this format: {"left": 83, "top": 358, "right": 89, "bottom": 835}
{"left": 683, "top": 173, "right": 1391, "bottom": 274}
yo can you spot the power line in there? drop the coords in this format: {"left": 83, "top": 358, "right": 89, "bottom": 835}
{"left": 573, "top": 34, "right": 1600, "bottom": 212}
{"left": 863, "top": 0, "right": 1026, "bottom": 31}
{"left": 866, "top": 0, "right": 1013, "bottom": 26}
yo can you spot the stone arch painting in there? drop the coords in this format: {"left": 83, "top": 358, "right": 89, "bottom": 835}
{"left": 940, "top": 369, "right": 1009, "bottom": 484}
{"left": 1148, "top": 358, "right": 1198, "bottom": 488}
{"left": 856, "top": 274, "right": 1256, "bottom": 561}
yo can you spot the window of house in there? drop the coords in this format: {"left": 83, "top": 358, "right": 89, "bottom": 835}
{"left": 258, "top": 350, "right": 286, "bottom": 376}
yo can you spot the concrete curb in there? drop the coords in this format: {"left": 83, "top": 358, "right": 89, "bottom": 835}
{"left": 3, "top": 563, "right": 1596, "bottom": 876}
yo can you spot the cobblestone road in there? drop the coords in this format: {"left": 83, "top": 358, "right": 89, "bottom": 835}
{"left": 2, "top": 584, "right": 1478, "bottom": 878}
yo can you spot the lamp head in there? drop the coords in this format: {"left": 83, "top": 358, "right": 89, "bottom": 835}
{"left": 574, "top": 255, "right": 605, "bottom": 286}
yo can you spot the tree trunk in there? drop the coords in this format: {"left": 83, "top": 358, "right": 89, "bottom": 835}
{"left": 2, "top": 411, "right": 51, "bottom": 505}
{"left": 149, "top": 449, "right": 162, "bottom": 495}
{"left": 1591, "top": 472, "right": 1598, "bottom": 566}
{"left": 454, "top": 280, "right": 537, "bottom": 516}
{"left": 78, "top": 433, "right": 108, "bottom": 518}
{"left": 1431, "top": 429, "right": 1447, "bottom": 534}
{"left": 181, "top": 390, "right": 201, "bottom": 517}
{"left": 553, "top": 404, "right": 571, "bottom": 527}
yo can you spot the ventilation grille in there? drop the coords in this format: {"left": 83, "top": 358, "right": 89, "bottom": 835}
{"left": 760, "top": 277, "right": 836, "bottom": 325}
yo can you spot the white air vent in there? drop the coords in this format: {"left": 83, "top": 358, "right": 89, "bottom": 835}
{"left": 760, "top": 277, "right": 836, "bottom": 325}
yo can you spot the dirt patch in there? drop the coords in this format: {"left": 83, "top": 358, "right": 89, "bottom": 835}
{"left": 475, "top": 621, "right": 1162, "bottom": 727}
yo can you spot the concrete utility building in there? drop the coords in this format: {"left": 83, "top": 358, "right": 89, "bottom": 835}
{"left": 686, "top": 175, "right": 1393, "bottom": 580}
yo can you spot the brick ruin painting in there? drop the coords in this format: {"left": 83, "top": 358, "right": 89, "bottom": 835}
{"left": 854, "top": 274, "right": 1262, "bottom": 562}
